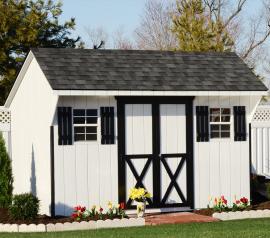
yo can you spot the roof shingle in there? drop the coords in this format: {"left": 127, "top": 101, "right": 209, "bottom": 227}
{"left": 31, "top": 48, "right": 268, "bottom": 91}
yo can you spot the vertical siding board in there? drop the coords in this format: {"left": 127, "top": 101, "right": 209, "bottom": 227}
{"left": 54, "top": 125, "right": 65, "bottom": 215}
{"left": 98, "top": 96, "right": 113, "bottom": 207}
{"left": 209, "top": 141, "right": 220, "bottom": 199}
{"left": 193, "top": 98, "right": 200, "bottom": 208}
{"left": 109, "top": 97, "right": 118, "bottom": 204}
{"left": 198, "top": 96, "right": 210, "bottom": 208}
{"left": 239, "top": 96, "right": 250, "bottom": 199}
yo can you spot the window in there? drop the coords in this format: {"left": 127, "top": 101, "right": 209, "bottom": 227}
{"left": 210, "top": 108, "right": 231, "bottom": 138}
{"left": 73, "top": 109, "right": 98, "bottom": 141}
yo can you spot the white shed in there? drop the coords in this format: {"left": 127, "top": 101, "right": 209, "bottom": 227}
{"left": 4, "top": 48, "right": 268, "bottom": 216}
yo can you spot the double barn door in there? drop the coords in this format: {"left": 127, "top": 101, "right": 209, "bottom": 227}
{"left": 117, "top": 97, "right": 194, "bottom": 209}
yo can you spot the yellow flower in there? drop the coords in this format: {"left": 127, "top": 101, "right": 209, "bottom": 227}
{"left": 92, "top": 205, "right": 96, "bottom": 210}
{"left": 108, "top": 201, "right": 113, "bottom": 209}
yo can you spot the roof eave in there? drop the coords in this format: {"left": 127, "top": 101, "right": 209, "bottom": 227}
{"left": 4, "top": 51, "right": 35, "bottom": 108}
{"left": 53, "top": 90, "right": 268, "bottom": 97}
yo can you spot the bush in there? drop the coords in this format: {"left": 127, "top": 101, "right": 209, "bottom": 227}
{"left": 9, "top": 193, "right": 39, "bottom": 220}
{"left": 0, "top": 132, "right": 13, "bottom": 208}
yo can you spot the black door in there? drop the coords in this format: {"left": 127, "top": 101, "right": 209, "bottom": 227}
{"left": 117, "top": 97, "right": 194, "bottom": 209}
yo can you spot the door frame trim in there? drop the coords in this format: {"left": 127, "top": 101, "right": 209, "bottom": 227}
{"left": 116, "top": 96, "right": 194, "bottom": 209}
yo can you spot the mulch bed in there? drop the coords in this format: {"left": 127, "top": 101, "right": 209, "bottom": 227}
{"left": 194, "top": 201, "right": 270, "bottom": 217}
{"left": 1, "top": 201, "right": 270, "bottom": 224}
{"left": 0, "top": 208, "right": 126, "bottom": 225}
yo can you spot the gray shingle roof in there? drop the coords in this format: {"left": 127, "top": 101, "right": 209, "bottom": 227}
{"left": 31, "top": 48, "right": 268, "bottom": 91}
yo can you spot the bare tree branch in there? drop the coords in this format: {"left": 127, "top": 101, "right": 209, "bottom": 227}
{"left": 84, "top": 26, "right": 109, "bottom": 49}
{"left": 223, "top": 0, "right": 247, "bottom": 28}
{"left": 134, "top": 0, "right": 177, "bottom": 50}
{"left": 112, "top": 27, "right": 134, "bottom": 49}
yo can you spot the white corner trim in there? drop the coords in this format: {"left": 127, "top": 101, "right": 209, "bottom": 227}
{"left": 53, "top": 90, "right": 268, "bottom": 97}
{"left": 4, "top": 51, "right": 35, "bottom": 108}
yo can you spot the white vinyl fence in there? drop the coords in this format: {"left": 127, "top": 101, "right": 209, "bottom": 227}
{"left": 0, "top": 107, "right": 11, "bottom": 155}
{"left": 251, "top": 105, "right": 270, "bottom": 177}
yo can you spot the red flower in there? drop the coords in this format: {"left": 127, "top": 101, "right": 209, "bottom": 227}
{"left": 72, "top": 213, "right": 78, "bottom": 219}
{"left": 99, "top": 207, "right": 103, "bottom": 213}
{"left": 74, "top": 206, "right": 81, "bottom": 211}
{"left": 240, "top": 197, "right": 248, "bottom": 204}
{"left": 120, "top": 202, "right": 125, "bottom": 210}
{"left": 81, "top": 206, "right": 86, "bottom": 212}
{"left": 236, "top": 200, "right": 240, "bottom": 204}
{"left": 220, "top": 196, "right": 227, "bottom": 205}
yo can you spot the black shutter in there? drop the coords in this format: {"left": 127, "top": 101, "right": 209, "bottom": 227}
{"left": 196, "top": 106, "right": 209, "bottom": 142}
{"left": 57, "top": 107, "right": 73, "bottom": 145}
{"left": 100, "top": 107, "right": 115, "bottom": 144}
{"left": 233, "top": 106, "right": 246, "bottom": 141}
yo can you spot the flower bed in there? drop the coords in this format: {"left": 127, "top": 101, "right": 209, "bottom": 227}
{"left": 195, "top": 198, "right": 270, "bottom": 219}
{"left": 0, "top": 201, "right": 145, "bottom": 233}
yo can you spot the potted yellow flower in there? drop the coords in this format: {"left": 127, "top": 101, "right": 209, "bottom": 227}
{"left": 129, "top": 187, "right": 151, "bottom": 217}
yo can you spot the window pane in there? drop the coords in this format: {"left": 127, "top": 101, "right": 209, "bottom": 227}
{"left": 74, "top": 126, "right": 85, "bottom": 133}
{"left": 221, "top": 124, "right": 230, "bottom": 131}
{"left": 86, "top": 117, "right": 97, "bottom": 124}
{"left": 86, "top": 126, "right": 97, "bottom": 133}
{"left": 86, "top": 134, "right": 97, "bottom": 141}
{"left": 221, "top": 116, "right": 230, "bottom": 122}
{"left": 221, "top": 108, "right": 230, "bottom": 115}
{"left": 221, "top": 132, "right": 230, "bottom": 138}
{"left": 75, "top": 134, "right": 85, "bottom": 141}
{"left": 210, "top": 108, "right": 220, "bottom": 114}
{"left": 74, "top": 117, "right": 85, "bottom": 124}
{"left": 210, "top": 115, "right": 220, "bottom": 122}
{"left": 73, "top": 109, "right": 85, "bottom": 116}
{"left": 211, "top": 132, "right": 220, "bottom": 138}
{"left": 87, "top": 109, "right": 98, "bottom": 116}
{"left": 210, "top": 125, "right": 220, "bottom": 131}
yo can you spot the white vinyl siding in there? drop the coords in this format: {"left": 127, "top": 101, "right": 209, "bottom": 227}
{"left": 193, "top": 95, "right": 261, "bottom": 209}
{"left": 54, "top": 96, "right": 118, "bottom": 216}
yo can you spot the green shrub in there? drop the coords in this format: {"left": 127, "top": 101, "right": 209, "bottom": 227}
{"left": 9, "top": 193, "right": 39, "bottom": 220}
{"left": 0, "top": 132, "right": 13, "bottom": 208}
{"left": 266, "top": 182, "right": 270, "bottom": 200}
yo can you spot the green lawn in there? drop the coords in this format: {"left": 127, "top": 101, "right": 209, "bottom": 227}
{"left": 1, "top": 218, "right": 270, "bottom": 238}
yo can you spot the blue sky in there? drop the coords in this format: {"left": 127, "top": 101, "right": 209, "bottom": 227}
{"left": 60, "top": 0, "right": 262, "bottom": 45}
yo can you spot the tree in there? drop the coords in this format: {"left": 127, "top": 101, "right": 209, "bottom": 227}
{"left": 135, "top": 0, "right": 177, "bottom": 50}
{"left": 172, "top": 0, "right": 234, "bottom": 52}
{"left": 0, "top": 133, "right": 13, "bottom": 208}
{"left": 0, "top": 0, "right": 82, "bottom": 105}
{"left": 112, "top": 28, "right": 134, "bottom": 49}
{"left": 84, "top": 26, "right": 134, "bottom": 49}
{"left": 84, "top": 26, "right": 108, "bottom": 49}
{"left": 203, "top": 0, "right": 270, "bottom": 67}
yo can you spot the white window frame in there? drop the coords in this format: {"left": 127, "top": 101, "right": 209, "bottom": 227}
{"left": 209, "top": 107, "right": 231, "bottom": 139}
{"left": 73, "top": 109, "right": 98, "bottom": 142}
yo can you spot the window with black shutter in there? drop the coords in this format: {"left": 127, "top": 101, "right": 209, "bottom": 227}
{"left": 73, "top": 109, "right": 98, "bottom": 141}
{"left": 57, "top": 107, "right": 73, "bottom": 145}
{"left": 100, "top": 107, "right": 115, "bottom": 144}
{"left": 209, "top": 108, "right": 231, "bottom": 138}
{"left": 196, "top": 106, "right": 209, "bottom": 142}
{"left": 233, "top": 106, "right": 246, "bottom": 141}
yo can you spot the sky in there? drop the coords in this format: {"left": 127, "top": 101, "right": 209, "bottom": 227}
{"left": 60, "top": 0, "right": 263, "bottom": 47}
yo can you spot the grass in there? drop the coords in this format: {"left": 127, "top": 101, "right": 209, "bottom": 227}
{"left": 0, "top": 218, "right": 270, "bottom": 238}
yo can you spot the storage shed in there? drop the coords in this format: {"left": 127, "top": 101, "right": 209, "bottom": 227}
{"left": 4, "top": 48, "right": 268, "bottom": 216}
